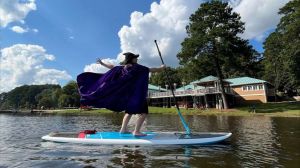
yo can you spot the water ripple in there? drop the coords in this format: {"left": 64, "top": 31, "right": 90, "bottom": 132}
{"left": 0, "top": 114, "right": 299, "bottom": 168}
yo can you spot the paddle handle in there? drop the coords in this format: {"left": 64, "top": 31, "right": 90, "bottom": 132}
{"left": 154, "top": 40, "right": 165, "bottom": 65}
{"left": 154, "top": 40, "right": 191, "bottom": 135}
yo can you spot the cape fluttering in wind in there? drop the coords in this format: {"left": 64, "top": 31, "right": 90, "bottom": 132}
{"left": 77, "top": 64, "right": 149, "bottom": 114}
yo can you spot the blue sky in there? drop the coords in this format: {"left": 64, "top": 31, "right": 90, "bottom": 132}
{"left": 1, "top": 0, "right": 158, "bottom": 78}
{"left": 0, "top": 0, "right": 289, "bottom": 92}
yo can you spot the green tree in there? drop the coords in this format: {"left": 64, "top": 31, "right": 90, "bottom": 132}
{"left": 0, "top": 84, "right": 61, "bottom": 110}
{"left": 38, "top": 97, "right": 53, "bottom": 109}
{"left": 52, "top": 88, "right": 63, "bottom": 108}
{"left": 58, "top": 94, "right": 72, "bottom": 108}
{"left": 263, "top": 0, "right": 300, "bottom": 95}
{"left": 150, "top": 67, "right": 182, "bottom": 89}
{"left": 176, "top": 63, "right": 215, "bottom": 84}
{"left": 263, "top": 33, "right": 285, "bottom": 95}
{"left": 0, "top": 93, "right": 9, "bottom": 109}
{"left": 177, "top": 1, "right": 260, "bottom": 108}
{"left": 36, "top": 87, "right": 62, "bottom": 109}
{"left": 61, "top": 81, "right": 80, "bottom": 107}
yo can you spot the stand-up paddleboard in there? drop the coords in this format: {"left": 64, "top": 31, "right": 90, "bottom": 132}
{"left": 42, "top": 131, "right": 232, "bottom": 145}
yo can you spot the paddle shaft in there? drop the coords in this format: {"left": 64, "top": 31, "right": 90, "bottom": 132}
{"left": 154, "top": 40, "right": 191, "bottom": 135}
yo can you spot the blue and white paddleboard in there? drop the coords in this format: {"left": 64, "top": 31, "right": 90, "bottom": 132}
{"left": 42, "top": 131, "right": 232, "bottom": 145}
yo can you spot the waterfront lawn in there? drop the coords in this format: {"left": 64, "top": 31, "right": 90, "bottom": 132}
{"left": 235, "top": 102, "right": 300, "bottom": 117}
{"left": 54, "top": 101, "right": 299, "bottom": 117}
{"left": 236, "top": 102, "right": 300, "bottom": 113}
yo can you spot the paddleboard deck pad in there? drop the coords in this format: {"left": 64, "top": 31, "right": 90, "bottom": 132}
{"left": 42, "top": 131, "right": 232, "bottom": 145}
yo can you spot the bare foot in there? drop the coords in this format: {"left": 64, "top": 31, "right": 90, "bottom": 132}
{"left": 119, "top": 130, "right": 131, "bottom": 134}
{"left": 132, "top": 132, "right": 147, "bottom": 137}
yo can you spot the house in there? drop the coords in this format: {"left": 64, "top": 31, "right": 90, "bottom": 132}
{"left": 148, "top": 84, "right": 167, "bottom": 94}
{"left": 147, "top": 76, "right": 275, "bottom": 108}
{"left": 226, "top": 77, "right": 275, "bottom": 104}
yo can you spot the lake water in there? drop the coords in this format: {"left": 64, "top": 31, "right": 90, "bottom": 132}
{"left": 0, "top": 113, "right": 299, "bottom": 168}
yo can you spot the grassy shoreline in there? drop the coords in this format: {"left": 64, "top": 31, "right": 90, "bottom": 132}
{"left": 25, "top": 102, "right": 300, "bottom": 117}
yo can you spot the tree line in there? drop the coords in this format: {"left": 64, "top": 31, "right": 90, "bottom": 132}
{"left": 0, "top": 81, "right": 80, "bottom": 110}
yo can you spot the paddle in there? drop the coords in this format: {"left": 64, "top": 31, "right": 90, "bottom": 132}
{"left": 154, "top": 40, "right": 191, "bottom": 135}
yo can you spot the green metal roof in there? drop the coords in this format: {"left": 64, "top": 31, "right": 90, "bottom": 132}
{"left": 176, "top": 84, "right": 204, "bottom": 91}
{"left": 190, "top": 75, "right": 232, "bottom": 84}
{"left": 190, "top": 75, "right": 218, "bottom": 84}
{"left": 190, "top": 75, "right": 267, "bottom": 86}
{"left": 226, "top": 77, "right": 267, "bottom": 86}
{"left": 150, "top": 76, "right": 268, "bottom": 92}
{"left": 148, "top": 84, "right": 167, "bottom": 91}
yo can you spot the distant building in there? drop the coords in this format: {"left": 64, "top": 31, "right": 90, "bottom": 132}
{"left": 226, "top": 76, "right": 275, "bottom": 104}
{"left": 147, "top": 76, "right": 275, "bottom": 108}
{"left": 148, "top": 84, "right": 167, "bottom": 95}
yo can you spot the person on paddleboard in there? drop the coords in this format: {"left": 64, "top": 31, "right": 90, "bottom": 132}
{"left": 77, "top": 52, "right": 165, "bottom": 136}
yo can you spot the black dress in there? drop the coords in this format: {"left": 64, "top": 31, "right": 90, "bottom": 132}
{"left": 125, "top": 100, "right": 148, "bottom": 114}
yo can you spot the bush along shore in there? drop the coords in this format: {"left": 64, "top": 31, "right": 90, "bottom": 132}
{"left": 1, "top": 102, "right": 299, "bottom": 117}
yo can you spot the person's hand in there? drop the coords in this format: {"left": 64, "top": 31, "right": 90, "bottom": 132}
{"left": 96, "top": 58, "right": 103, "bottom": 65}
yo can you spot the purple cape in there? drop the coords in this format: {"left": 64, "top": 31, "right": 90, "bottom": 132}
{"left": 77, "top": 64, "right": 149, "bottom": 113}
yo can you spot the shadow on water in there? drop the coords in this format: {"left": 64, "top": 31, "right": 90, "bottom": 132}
{"left": 108, "top": 141, "right": 233, "bottom": 168}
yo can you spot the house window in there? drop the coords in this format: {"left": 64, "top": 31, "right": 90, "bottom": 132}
{"left": 242, "top": 86, "right": 247, "bottom": 91}
{"left": 259, "top": 85, "right": 263, "bottom": 90}
{"left": 247, "top": 85, "right": 252, "bottom": 90}
{"left": 253, "top": 85, "right": 258, "bottom": 90}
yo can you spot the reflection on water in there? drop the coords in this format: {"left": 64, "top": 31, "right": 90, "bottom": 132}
{"left": 0, "top": 114, "right": 299, "bottom": 168}
{"left": 233, "top": 117, "right": 278, "bottom": 167}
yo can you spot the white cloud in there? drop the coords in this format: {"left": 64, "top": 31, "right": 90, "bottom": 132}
{"left": 0, "top": 44, "right": 72, "bottom": 93}
{"left": 19, "top": 19, "right": 25, "bottom": 24}
{"left": 83, "top": 0, "right": 203, "bottom": 70}
{"left": 83, "top": 0, "right": 289, "bottom": 70}
{"left": 230, "top": 0, "right": 290, "bottom": 40}
{"left": 10, "top": 25, "right": 38, "bottom": 34}
{"left": 34, "top": 69, "right": 71, "bottom": 85}
{"left": 117, "top": 0, "right": 202, "bottom": 67}
{"left": 84, "top": 58, "right": 119, "bottom": 73}
{"left": 0, "top": 0, "right": 37, "bottom": 27}
{"left": 32, "top": 28, "right": 38, "bottom": 33}
{"left": 11, "top": 25, "right": 28, "bottom": 33}
{"left": 65, "top": 28, "right": 75, "bottom": 40}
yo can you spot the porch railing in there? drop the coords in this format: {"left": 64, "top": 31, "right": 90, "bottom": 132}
{"left": 149, "top": 87, "right": 232, "bottom": 98}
